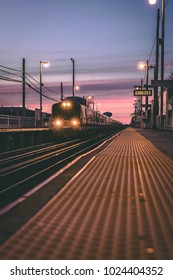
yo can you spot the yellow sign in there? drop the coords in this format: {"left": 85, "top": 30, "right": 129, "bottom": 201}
{"left": 134, "top": 90, "right": 152, "bottom": 96}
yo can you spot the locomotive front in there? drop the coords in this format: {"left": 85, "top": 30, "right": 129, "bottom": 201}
{"left": 51, "top": 100, "right": 81, "bottom": 130}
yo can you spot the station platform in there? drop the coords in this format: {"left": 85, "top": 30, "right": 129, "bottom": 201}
{"left": 0, "top": 127, "right": 173, "bottom": 260}
{"left": 0, "top": 128, "right": 52, "bottom": 152}
{"left": 0, "top": 128, "right": 49, "bottom": 133}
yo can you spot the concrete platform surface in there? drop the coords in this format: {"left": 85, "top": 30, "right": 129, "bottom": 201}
{"left": 136, "top": 128, "right": 173, "bottom": 160}
{"left": 0, "top": 127, "right": 172, "bottom": 260}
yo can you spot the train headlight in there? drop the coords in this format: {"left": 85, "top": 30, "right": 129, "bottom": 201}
{"left": 71, "top": 119, "right": 79, "bottom": 126}
{"left": 55, "top": 119, "right": 62, "bottom": 126}
{"left": 62, "top": 101, "right": 71, "bottom": 108}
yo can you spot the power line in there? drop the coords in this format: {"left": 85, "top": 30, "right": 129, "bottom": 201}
{"left": 148, "top": 36, "right": 156, "bottom": 63}
{"left": 0, "top": 64, "right": 59, "bottom": 102}
{"left": 147, "top": 0, "right": 170, "bottom": 65}
{"left": 0, "top": 74, "right": 58, "bottom": 102}
{"left": 0, "top": 76, "right": 22, "bottom": 83}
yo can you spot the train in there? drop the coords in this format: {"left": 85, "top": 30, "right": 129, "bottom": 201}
{"left": 51, "top": 96, "right": 122, "bottom": 135}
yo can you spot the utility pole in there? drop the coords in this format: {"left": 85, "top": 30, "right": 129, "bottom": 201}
{"left": 71, "top": 58, "right": 75, "bottom": 98}
{"left": 61, "top": 82, "right": 64, "bottom": 101}
{"left": 40, "top": 61, "right": 43, "bottom": 127}
{"left": 145, "top": 60, "right": 149, "bottom": 119}
{"left": 153, "top": 8, "right": 160, "bottom": 129}
{"left": 160, "top": 0, "right": 165, "bottom": 129}
{"left": 22, "top": 58, "right": 26, "bottom": 111}
{"left": 140, "top": 78, "right": 143, "bottom": 116}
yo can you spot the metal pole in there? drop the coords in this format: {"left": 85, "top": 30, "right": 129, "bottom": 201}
{"left": 140, "top": 78, "right": 143, "bottom": 116}
{"left": 71, "top": 58, "right": 75, "bottom": 98}
{"left": 61, "top": 82, "right": 64, "bottom": 101}
{"left": 160, "top": 0, "right": 165, "bottom": 129}
{"left": 40, "top": 61, "right": 42, "bottom": 127}
{"left": 22, "top": 58, "right": 26, "bottom": 110}
{"left": 146, "top": 60, "right": 149, "bottom": 118}
{"left": 153, "top": 8, "right": 160, "bottom": 129}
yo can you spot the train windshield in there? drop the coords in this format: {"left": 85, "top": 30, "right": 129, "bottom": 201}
{"left": 52, "top": 102, "right": 80, "bottom": 120}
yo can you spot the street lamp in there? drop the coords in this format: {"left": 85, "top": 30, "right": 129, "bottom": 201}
{"left": 137, "top": 61, "right": 149, "bottom": 114}
{"left": 137, "top": 60, "right": 157, "bottom": 128}
{"left": 40, "top": 61, "right": 49, "bottom": 127}
{"left": 149, "top": 0, "right": 157, "bottom": 4}
{"left": 87, "top": 95, "right": 94, "bottom": 110}
{"left": 148, "top": 0, "right": 164, "bottom": 80}
{"left": 148, "top": 0, "right": 165, "bottom": 129}
{"left": 137, "top": 61, "right": 146, "bottom": 71}
{"left": 96, "top": 103, "right": 100, "bottom": 112}
{"left": 138, "top": 60, "right": 158, "bottom": 129}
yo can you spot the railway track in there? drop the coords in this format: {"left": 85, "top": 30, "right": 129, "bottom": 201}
{"left": 0, "top": 131, "right": 121, "bottom": 210}
{"left": 0, "top": 138, "right": 83, "bottom": 173}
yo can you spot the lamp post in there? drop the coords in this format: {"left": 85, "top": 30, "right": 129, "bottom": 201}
{"left": 137, "top": 61, "right": 149, "bottom": 114}
{"left": 147, "top": 64, "right": 157, "bottom": 128}
{"left": 160, "top": 0, "right": 165, "bottom": 130}
{"left": 133, "top": 98, "right": 138, "bottom": 127}
{"left": 40, "top": 61, "right": 49, "bottom": 127}
{"left": 137, "top": 61, "right": 156, "bottom": 127}
{"left": 71, "top": 58, "right": 75, "bottom": 99}
{"left": 96, "top": 103, "right": 100, "bottom": 112}
{"left": 146, "top": 60, "right": 149, "bottom": 113}
{"left": 87, "top": 95, "right": 94, "bottom": 110}
{"left": 148, "top": 0, "right": 165, "bottom": 129}
{"left": 22, "top": 58, "right": 26, "bottom": 110}
{"left": 148, "top": 0, "right": 157, "bottom": 4}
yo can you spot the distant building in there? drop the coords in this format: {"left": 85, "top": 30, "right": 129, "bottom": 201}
{"left": 0, "top": 107, "right": 51, "bottom": 128}
{"left": 0, "top": 106, "right": 51, "bottom": 118}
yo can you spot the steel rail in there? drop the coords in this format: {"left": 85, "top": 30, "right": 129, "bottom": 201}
{"left": 0, "top": 139, "right": 88, "bottom": 175}
{"left": 0, "top": 131, "right": 120, "bottom": 208}
{"left": 0, "top": 141, "right": 55, "bottom": 160}
{"left": 0, "top": 139, "right": 82, "bottom": 169}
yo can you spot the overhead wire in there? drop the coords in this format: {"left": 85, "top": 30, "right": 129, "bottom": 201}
{"left": 24, "top": 71, "right": 58, "bottom": 94}
{"left": 0, "top": 64, "right": 59, "bottom": 102}
{"left": 142, "top": 0, "right": 171, "bottom": 84}
{"left": 0, "top": 64, "right": 58, "bottom": 95}
{"left": 147, "top": 0, "right": 170, "bottom": 65}
{"left": 0, "top": 76, "right": 22, "bottom": 83}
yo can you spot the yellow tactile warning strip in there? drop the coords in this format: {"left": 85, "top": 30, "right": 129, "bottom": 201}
{"left": 0, "top": 127, "right": 173, "bottom": 259}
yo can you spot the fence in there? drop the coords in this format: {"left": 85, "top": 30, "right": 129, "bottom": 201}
{"left": 0, "top": 115, "right": 36, "bottom": 128}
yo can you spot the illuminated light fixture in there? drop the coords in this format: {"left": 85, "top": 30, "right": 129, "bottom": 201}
{"left": 137, "top": 61, "right": 146, "bottom": 70}
{"left": 56, "top": 120, "right": 62, "bottom": 126}
{"left": 62, "top": 101, "right": 71, "bottom": 107}
{"left": 42, "top": 61, "right": 49, "bottom": 67}
{"left": 148, "top": 0, "right": 157, "bottom": 4}
{"left": 71, "top": 119, "right": 78, "bottom": 126}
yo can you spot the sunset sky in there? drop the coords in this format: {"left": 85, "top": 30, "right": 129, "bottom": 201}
{"left": 0, "top": 0, "right": 173, "bottom": 124}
